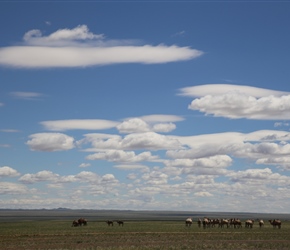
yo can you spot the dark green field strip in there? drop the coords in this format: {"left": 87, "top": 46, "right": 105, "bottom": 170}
{"left": 1, "top": 232, "right": 290, "bottom": 250}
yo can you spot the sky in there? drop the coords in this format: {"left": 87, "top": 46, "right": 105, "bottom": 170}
{"left": 1, "top": 1, "right": 290, "bottom": 213}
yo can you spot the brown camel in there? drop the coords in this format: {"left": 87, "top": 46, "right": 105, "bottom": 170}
{"left": 72, "top": 220, "right": 79, "bottom": 227}
{"left": 78, "top": 218, "right": 87, "bottom": 226}
{"left": 116, "top": 220, "right": 124, "bottom": 226}
{"left": 106, "top": 220, "right": 114, "bottom": 226}
{"left": 197, "top": 218, "right": 202, "bottom": 228}
{"left": 269, "top": 219, "right": 281, "bottom": 229}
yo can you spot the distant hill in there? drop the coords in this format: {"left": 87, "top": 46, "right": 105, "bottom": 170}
{"left": 0, "top": 209, "right": 289, "bottom": 222}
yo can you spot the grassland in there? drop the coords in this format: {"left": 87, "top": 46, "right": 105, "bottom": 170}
{"left": 0, "top": 210, "right": 290, "bottom": 249}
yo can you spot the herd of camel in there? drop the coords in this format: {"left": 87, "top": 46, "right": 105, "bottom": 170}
{"left": 71, "top": 217, "right": 282, "bottom": 229}
{"left": 71, "top": 218, "right": 124, "bottom": 227}
{"left": 185, "top": 217, "right": 282, "bottom": 229}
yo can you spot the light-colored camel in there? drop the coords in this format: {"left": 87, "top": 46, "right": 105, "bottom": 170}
{"left": 185, "top": 218, "right": 193, "bottom": 227}
{"left": 245, "top": 219, "right": 254, "bottom": 228}
{"left": 219, "top": 219, "right": 229, "bottom": 228}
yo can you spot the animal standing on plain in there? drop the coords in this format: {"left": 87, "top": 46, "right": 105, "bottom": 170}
{"left": 197, "top": 218, "right": 202, "bottom": 228}
{"left": 259, "top": 219, "right": 264, "bottom": 228}
{"left": 72, "top": 220, "right": 79, "bottom": 227}
{"left": 245, "top": 219, "right": 254, "bottom": 228}
{"left": 232, "top": 218, "right": 242, "bottom": 228}
{"left": 185, "top": 218, "right": 193, "bottom": 227}
{"left": 78, "top": 218, "right": 87, "bottom": 226}
{"left": 106, "top": 220, "right": 114, "bottom": 226}
{"left": 269, "top": 219, "right": 282, "bottom": 229}
{"left": 202, "top": 217, "right": 209, "bottom": 228}
{"left": 116, "top": 220, "right": 124, "bottom": 226}
{"left": 219, "top": 219, "right": 229, "bottom": 228}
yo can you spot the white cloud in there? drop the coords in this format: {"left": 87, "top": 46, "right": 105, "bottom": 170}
{"left": 140, "top": 114, "right": 184, "bottom": 123}
{"left": 78, "top": 133, "right": 122, "bottom": 150}
{"left": 121, "top": 132, "right": 182, "bottom": 150}
{"left": 10, "top": 91, "right": 43, "bottom": 100}
{"left": 165, "top": 155, "right": 232, "bottom": 169}
{"left": 0, "top": 166, "right": 20, "bottom": 177}
{"left": 19, "top": 170, "right": 59, "bottom": 184}
{"left": 167, "top": 130, "right": 290, "bottom": 171}
{"left": 81, "top": 132, "right": 182, "bottom": 151}
{"left": 194, "top": 191, "right": 213, "bottom": 197}
{"left": 163, "top": 155, "right": 232, "bottom": 176}
{"left": 26, "top": 133, "right": 75, "bottom": 152}
{"left": 23, "top": 25, "right": 104, "bottom": 45}
{"left": 117, "top": 115, "right": 183, "bottom": 133}
{"left": 114, "top": 164, "right": 150, "bottom": 172}
{"left": 74, "top": 171, "right": 100, "bottom": 183}
{"left": 256, "top": 157, "right": 290, "bottom": 170}
{"left": 180, "top": 84, "right": 290, "bottom": 120}
{"left": 86, "top": 150, "right": 158, "bottom": 163}
{"left": 0, "top": 45, "right": 202, "bottom": 68}
{"left": 227, "top": 168, "right": 290, "bottom": 186}
{"left": 79, "top": 163, "right": 91, "bottom": 168}
{"left": 127, "top": 173, "right": 138, "bottom": 180}
{"left": 0, "top": 25, "right": 203, "bottom": 68}
{"left": 152, "top": 123, "right": 176, "bottom": 133}
{"left": 0, "top": 129, "right": 20, "bottom": 133}
{"left": 179, "top": 84, "right": 290, "bottom": 98}
{"left": 101, "top": 174, "right": 118, "bottom": 184}
{"left": 41, "top": 119, "right": 119, "bottom": 131}
{"left": 117, "top": 118, "right": 150, "bottom": 133}
{"left": 2, "top": 163, "right": 290, "bottom": 212}
{"left": 142, "top": 171, "right": 168, "bottom": 185}
{"left": 0, "top": 182, "right": 29, "bottom": 195}
{"left": 18, "top": 170, "right": 108, "bottom": 186}
{"left": 189, "top": 93, "right": 290, "bottom": 120}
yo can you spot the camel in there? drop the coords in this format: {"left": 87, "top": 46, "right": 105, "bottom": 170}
{"left": 211, "top": 219, "right": 220, "bottom": 227}
{"left": 230, "top": 218, "right": 242, "bottom": 228}
{"left": 78, "top": 218, "right": 87, "bottom": 226}
{"left": 259, "top": 219, "right": 264, "bottom": 228}
{"left": 197, "top": 218, "right": 202, "bottom": 228}
{"left": 203, "top": 217, "right": 212, "bottom": 228}
{"left": 219, "top": 219, "right": 229, "bottom": 228}
{"left": 245, "top": 219, "right": 254, "bottom": 228}
{"left": 106, "top": 220, "right": 114, "bottom": 226}
{"left": 72, "top": 220, "right": 79, "bottom": 227}
{"left": 116, "top": 220, "right": 124, "bottom": 226}
{"left": 269, "top": 219, "right": 281, "bottom": 229}
{"left": 185, "top": 218, "right": 193, "bottom": 227}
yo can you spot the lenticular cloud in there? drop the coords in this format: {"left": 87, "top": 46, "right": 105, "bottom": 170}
{"left": 0, "top": 25, "right": 203, "bottom": 68}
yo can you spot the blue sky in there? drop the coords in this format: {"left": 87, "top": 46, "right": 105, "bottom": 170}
{"left": 1, "top": 1, "right": 290, "bottom": 213}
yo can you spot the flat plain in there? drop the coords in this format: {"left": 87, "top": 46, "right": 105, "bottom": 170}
{"left": 0, "top": 209, "right": 290, "bottom": 249}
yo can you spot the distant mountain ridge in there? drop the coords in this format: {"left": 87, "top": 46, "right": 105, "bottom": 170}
{"left": 0, "top": 209, "right": 289, "bottom": 222}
